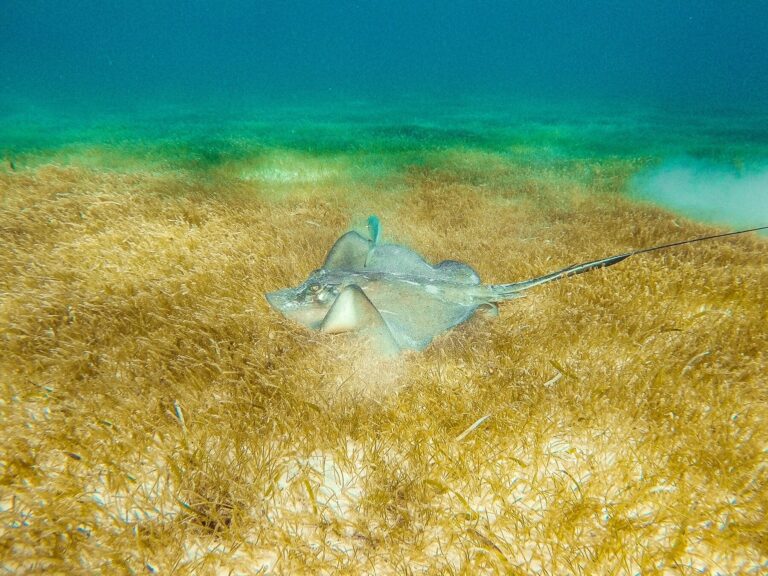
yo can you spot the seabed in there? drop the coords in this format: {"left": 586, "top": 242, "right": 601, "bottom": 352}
{"left": 1, "top": 100, "right": 767, "bottom": 574}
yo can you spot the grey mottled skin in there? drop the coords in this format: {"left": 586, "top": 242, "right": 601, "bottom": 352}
{"left": 266, "top": 218, "right": 768, "bottom": 352}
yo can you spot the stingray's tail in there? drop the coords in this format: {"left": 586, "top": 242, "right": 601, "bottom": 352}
{"left": 489, "top": 224, "right": 768, "bottom": 300}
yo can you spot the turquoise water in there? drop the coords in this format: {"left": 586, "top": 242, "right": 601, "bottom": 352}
{"left": 3, "top": 1, "right": 767, "bottom": 105}
{"left": 2, "top": 2, "right": 767, "bottom": 229}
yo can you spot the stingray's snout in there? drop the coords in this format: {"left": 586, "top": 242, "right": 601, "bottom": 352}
{"left": 265, "top": 288, "right": 295, "bottom": 315}
{"left": 266, "top": 285, "right": 330, "bottom": 329}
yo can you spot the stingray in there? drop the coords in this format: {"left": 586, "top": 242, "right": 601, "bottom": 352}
{"left": 266, "top": 217, "right": 767, "bottom": 354}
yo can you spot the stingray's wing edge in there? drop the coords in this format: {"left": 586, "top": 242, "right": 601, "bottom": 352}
{"left": 320, "top": 285, "right": 400, "bottom": 355}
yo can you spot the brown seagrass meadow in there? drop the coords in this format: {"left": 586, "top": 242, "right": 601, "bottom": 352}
{"left": 1, "top": 146, "right": 767, "bottom": 573}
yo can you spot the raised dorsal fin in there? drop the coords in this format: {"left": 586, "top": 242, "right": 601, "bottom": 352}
{"left": 365, "top": 215, "right": 381, "bottom": 267}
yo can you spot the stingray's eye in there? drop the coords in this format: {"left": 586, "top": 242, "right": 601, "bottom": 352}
{"left": 308, "top": 284, "right": 321, "bottom": 294}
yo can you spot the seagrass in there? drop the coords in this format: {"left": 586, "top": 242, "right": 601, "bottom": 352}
{"left": 1, "top": 152, "right": 766, "bottom": 574}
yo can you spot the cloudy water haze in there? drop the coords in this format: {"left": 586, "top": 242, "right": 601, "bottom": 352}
{"left": 2, "top": 1, "right": 768, "bottom": 104}
{"left": 1, "top": 0, "right": 768, "bottom": 227}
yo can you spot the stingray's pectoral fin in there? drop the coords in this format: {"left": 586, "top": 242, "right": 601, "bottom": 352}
{"left": 320, "top": 285, "right": 400, "bottom": 355}
{"left": 320, "top": 285, "right": 378, "bottom": 333}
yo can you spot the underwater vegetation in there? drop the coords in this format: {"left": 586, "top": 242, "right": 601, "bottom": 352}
{"left": 1, "top": 107, "right": 768, "bottom": 574}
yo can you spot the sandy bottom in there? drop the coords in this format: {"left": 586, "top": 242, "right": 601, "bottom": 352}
{"left": 1, "top": 152, "right": 767, "bottom": 574}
